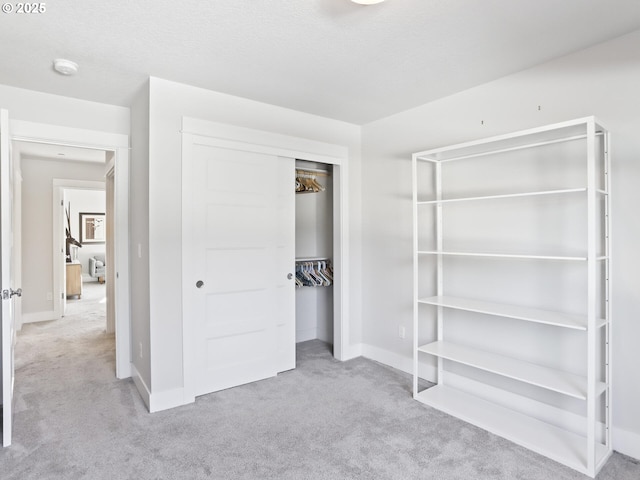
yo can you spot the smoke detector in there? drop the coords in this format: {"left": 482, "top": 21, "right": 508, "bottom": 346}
{"left": 53, "top": 58, "right": 78, "bottom": 76}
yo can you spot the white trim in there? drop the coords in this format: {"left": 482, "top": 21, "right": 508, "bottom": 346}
{"left": 22, "top": 310, "right": 57, "bottom": 324}
{"left": 333, "top": 163, "right": 349, "bottom": 361}
{"left": 131, "top": 363, "right": 150, "bottom": 411}
{"left": 149, "top": 387, "right": 188, "bottom": 414}
{"left": 362, "top": 344, "right": 413, "bottom": 374}
{"left": 362, "top": 343, "right": 437, "bottom": 380}
{"left": 12, "top": 119, "right": 131, "bottom": 380}
{"left": 613, "top": 427, "right": 640, "bottom": 460}
{"left": 343, "top": 342, "right": 363, "bottom": 361}
{"left": 11, "top": 120, "right": 128, "bottom": 150}
{"left": 113, "top": 144, "right": 131, "bottom": 379}
{"left": 296, "top": 328, "right": 317, "bottom": 344}
{"left": 13, "top": 153, "right": 23, "bottom": 331}
{"left": 181, "top": 117, "right": 350, "bottom": 403}
{"left": 181, "top": 118, "right": 346, "bottom": 164}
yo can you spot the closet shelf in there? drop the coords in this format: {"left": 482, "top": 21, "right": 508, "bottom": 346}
{"left": 418, "top": 341, "right": 606, "bottom": 399}
{"left": 417, "top": 296, "right": 606, "bottom": 330}
{"left": 415, "top": 385, "right": 610, "bottom": 476}
{"left": 413, "top": 121, "right": 604, "bottom": 163}
{"left": 417, "top": 188, "right": 587, "bottom": 205}
{"left": 417, "top": 251, "right": 587, "bottom": 261}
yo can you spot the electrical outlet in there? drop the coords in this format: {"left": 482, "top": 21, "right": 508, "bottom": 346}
{"left": 139, "top": 341, "right": 143, "bottom": 359}
{"left": 46, "top": 292, "right": 52, "bottom": 301}
{"left": 398, "top": 326, "right": 406, "bottom": 339}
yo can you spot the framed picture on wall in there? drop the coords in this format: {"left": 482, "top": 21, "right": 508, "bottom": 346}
{"left": 79, "top": 212, "right": 106, "bottom": 244}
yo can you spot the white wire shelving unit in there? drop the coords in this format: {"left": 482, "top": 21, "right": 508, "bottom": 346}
{"left": 412, "top": 117, "right": 611, "bottom": 478}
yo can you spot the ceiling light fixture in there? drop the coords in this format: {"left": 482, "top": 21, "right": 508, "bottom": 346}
{"left": 53, "top": 58, "right": 78, "bottom": 76}
{"left": 351, "top": 0, "right": 385, "bottom": 4}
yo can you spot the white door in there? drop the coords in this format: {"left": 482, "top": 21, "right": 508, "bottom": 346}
{"left": 183, "top": 136, "right": 295, "bottom": 398}
{"left": 1, "top": 109, "right": 18, "bottom": 447}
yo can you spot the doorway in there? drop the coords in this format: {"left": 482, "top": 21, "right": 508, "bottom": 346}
{"left": 59, "top": 184, "right": 108, "bottom": 323}
{"left": 10, "top": 120, "right": 130, "bottom": 379}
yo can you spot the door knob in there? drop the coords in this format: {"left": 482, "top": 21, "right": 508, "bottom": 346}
{"left": 287, "top": 273, "right": 293, "bottom": 280}
{"left": 2, "top": 288, "right": 22, "bottom": 300}
{"left": 196, "top": 280, "right": 204, "bottom": 289}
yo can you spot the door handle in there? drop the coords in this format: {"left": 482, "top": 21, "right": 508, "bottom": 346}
{"left": 196, "top": 280, "right": 204, "bottom": 289}
{"left": 287, "top": 273, "right": 293, "bottom": 280}
{"left": 2, "top": 288, "right": 21, "bottom": 300}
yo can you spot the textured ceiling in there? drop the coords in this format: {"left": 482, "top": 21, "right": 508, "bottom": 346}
{"left": 1, "top": 0, "right": 640, "bottom": 124}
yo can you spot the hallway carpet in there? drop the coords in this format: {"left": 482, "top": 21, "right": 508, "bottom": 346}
{"left": 1, "top": 290, "right": 639, "bottom": 479}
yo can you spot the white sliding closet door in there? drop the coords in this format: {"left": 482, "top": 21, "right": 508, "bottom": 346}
{"left": 183, "top": 136, "right": 295, "bottom": 397}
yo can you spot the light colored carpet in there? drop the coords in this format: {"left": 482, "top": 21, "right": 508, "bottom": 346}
{"left": 1, "top": 286, "right": 639, "bottom": 479}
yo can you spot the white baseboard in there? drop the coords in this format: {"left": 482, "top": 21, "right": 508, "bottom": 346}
{"left": 130, "top": 363, "right": 151, "bottom": 411}
{"left": 22, "top": 310, "right": 58, "bottom": 324}
{"left": 360, "top": 343, "right": 437, "bottom": 380}
{"left": 613, "top": 426, "right": 640, "bottom": 460}
{"left": 361, "top": 344, "right": 412, "bottom": 373}
{"left": 149, "top": 387, "right": 189, "bottom": 413}
{"left": 116, "top": 360, "right": 132, "bottom": 380}
{"left": 296, "top": 328, "right": 317, "bottom": 343}
{"left": 343, "top": 342, "right": 363, "bottom": 360}
{"left": 131, "top": 363, "right": 192, "bottom": 413}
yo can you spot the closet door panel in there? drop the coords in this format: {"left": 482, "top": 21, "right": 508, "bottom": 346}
{"left": 205, "top": 204, "right": 270, "bottom": 249}
{"left": 185, "top": 142, "right": 294, "bottom": 397}
{"left": 206, "top": 249, "right": 269, "bottom": 291}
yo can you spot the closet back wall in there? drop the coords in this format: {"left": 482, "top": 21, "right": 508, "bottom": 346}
{"left": 295, "top": 161, "right": 333, "bottom": 344}
{"left": 360, "top": 30, "right": 640, "bottom": 459}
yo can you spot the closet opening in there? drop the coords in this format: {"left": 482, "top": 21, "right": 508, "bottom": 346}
{"left": 295, "top": 160, "right": 334, "bottom": 353}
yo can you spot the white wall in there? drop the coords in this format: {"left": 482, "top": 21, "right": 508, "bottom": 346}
{"left": 64, "top": 188, "right": 106, "bottom": 279}
{"left": 360, "top": 29, "right": 640, "bottom": 459}
{"left": 143, "top": 77, "right": 361, "bottom": 407}
{"left": 0, "top": 84, "right": 129, "bottom": 134}
{"left": 129, "top": 82, "right": 151, "bottom": 395}
{"left": 21, "top": 158, "right": 105, "bottom": 318}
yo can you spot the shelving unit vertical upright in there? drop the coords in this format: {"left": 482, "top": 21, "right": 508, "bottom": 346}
{"left": 412, "top": 117, "right": 611, "bottom": 477}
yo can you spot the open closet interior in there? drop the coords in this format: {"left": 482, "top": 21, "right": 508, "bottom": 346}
{"left": 295, "top": 160, "right": 334, "bottom": 348}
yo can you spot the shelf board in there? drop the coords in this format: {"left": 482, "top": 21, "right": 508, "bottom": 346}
{"left": 417, "top": 251, "right": 586, "bottom": 261}
{"left": 417, "top": 188, "right": 587, "bottom": 205}
{"left": 418, "top": 341, "right": 606, "bottom": 399}
{"left": 415, "top": 385, "right": 609, "bottom": 476}
{"left": 415, "top": 133, "right": 591, "bottom": 164}
{"left": 413, "top": 118, "right": 603, "bottom": 163}
{"left": 417, "top": 295, "right": 608, "bottom": 330}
